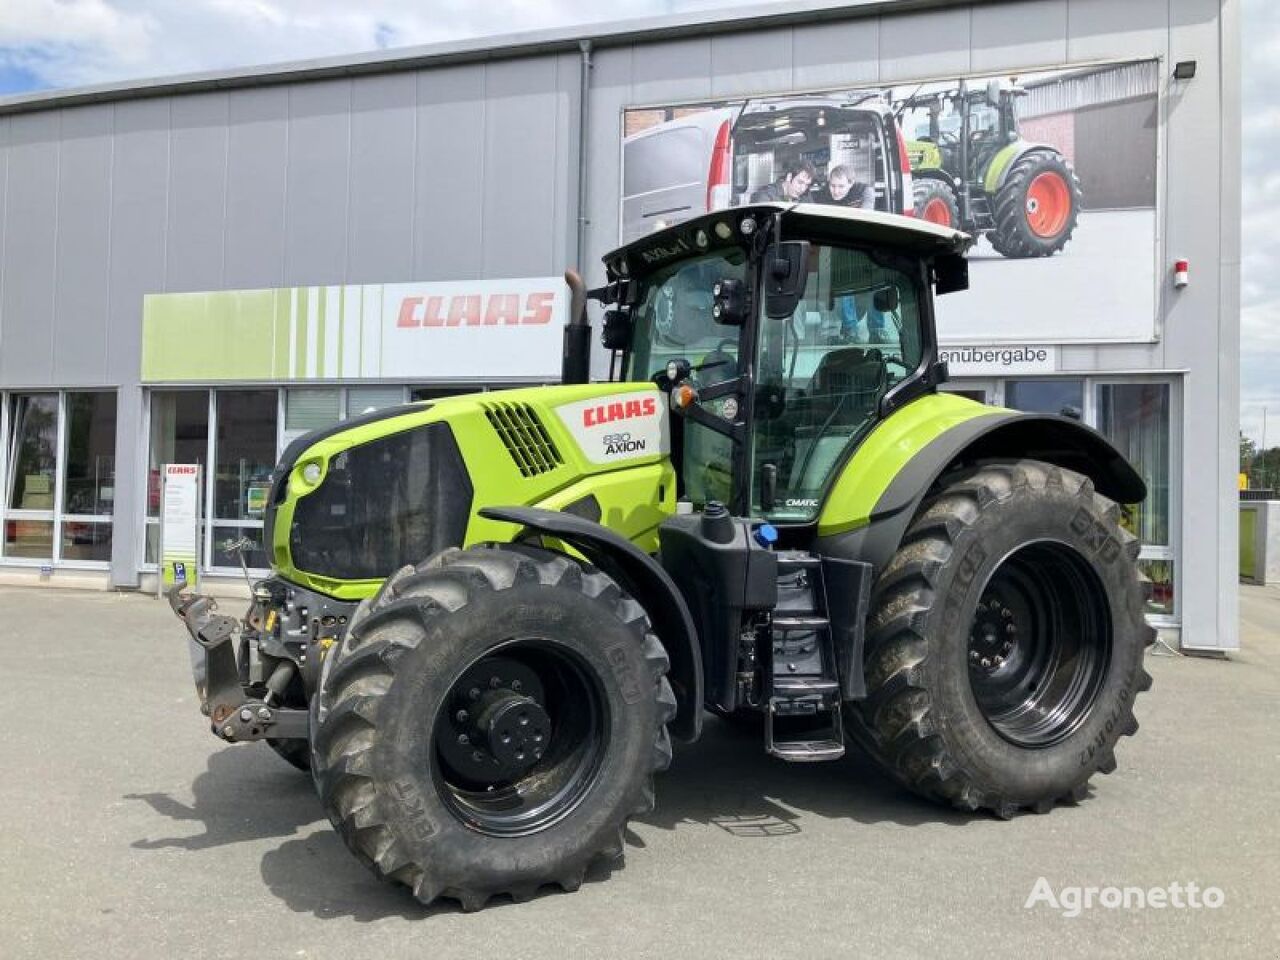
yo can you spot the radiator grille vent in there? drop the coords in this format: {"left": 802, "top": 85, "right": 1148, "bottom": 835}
{"left": 483, "top": 402, "right": 564, "bottom": 477}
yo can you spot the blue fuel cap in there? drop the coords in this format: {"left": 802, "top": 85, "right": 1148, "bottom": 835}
{"left": 753, "top": 523, "right": 779, "bottom": 548}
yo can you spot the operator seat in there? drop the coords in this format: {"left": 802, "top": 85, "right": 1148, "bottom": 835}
{"left": 808, "top": 347, "right": 887, "bottom": 425}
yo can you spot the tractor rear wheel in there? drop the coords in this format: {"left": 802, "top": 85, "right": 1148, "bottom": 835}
{"left": 913, "top": 179, "right": 960, "bottom": 229}
{"left": 850, "top": 459, "right": 1153, "bottom": 817}
{"left": 989, "top": 152, "right": 1082, "bottom": 257}
{"left": 311, "top": 544, "right": 675, "bottom": 910}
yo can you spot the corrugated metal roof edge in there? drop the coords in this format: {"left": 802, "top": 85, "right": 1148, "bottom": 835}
{"left": 0, "top": 0, "right": 999, "bottom": 116}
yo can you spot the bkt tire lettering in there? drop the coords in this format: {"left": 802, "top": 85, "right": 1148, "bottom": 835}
{"left": 1070, "top": 507, "right": 1121, "bottom": 565}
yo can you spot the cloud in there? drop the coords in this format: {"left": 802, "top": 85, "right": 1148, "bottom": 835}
{"left": 0, "top": 0, "right": 721, "bottom": 91}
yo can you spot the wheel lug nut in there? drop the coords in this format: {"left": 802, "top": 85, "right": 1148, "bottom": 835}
{"left": 472, "top": 750, "right": 485, "bottom": 763}
{"left": 969, "top": 650, "right": 979, "bottom": 661}
{"left": 981, "top": 657, "right": 991, "bottom": 668}
{"left": 468, "top": 687, "right": 480, "bottom": 701}
{"left": 519, "top": 714, "right": 529, "bottom": 726}
{"left": 456, "top": 709, "right": 469, "bottom": 723}
{"left": 994, "top": 656, "right": 1004, "bottom": 666}
{"left": 1006, "top": 623, "right": 1016, "bottom": 634}
{"left": 239, "top": 708, "right": 253, "bottom": 722}
{"left": 489, "top": 676, "right": 502, "bottom": 688}
{"left": 511, "top": 680, "right": 522, "bottom": 691}
{"left": 457, "top": 733, "right": 469, "bottom": 746}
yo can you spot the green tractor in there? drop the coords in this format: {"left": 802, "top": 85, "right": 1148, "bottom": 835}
{"left": 171, "top": 202, "right": 1151, "bottom": 911}
{"left": 899, "top": 79, "right": 1084, "bottom": 257}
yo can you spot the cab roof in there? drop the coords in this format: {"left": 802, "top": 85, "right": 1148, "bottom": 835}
{"left": 606, "top": 202, "right": 971, "bottom": 280}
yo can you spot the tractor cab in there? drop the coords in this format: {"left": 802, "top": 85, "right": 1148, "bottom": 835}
{"left": 591, "top": 202, "right": 970, "bottom": 524}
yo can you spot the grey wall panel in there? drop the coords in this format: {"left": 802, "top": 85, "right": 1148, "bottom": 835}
{"left": 0, "top": 111, "right": 59, "bottom": 385}
{"left": 879, "top": 7, "right": 972, "bottom": 81}
{"left": 413, "top": 65, "right": 485, "bottom": 280}
{"left": 1162, "top": 0, "right": 1226, "bottom": 649}
{"left": 107, "top": 99, "right": 170, "bottom": 584}
{"left": 1065, "top": 0, "right": 1168, "bottom": 62}
{"left": 224, "top": 87, "right": 287, "bottom": 289}
{"left": 791, "top": 17, "right": 882, "bottom": 91}
{"left": 970, "top": 0, "right": 1068, "bottom": 73}
{"left": 710, "top": 29, "right": 795, "bottom": 98}
{"left": 480, "top": 58, "right": 565, "bottom": 278}
{"left": 108, "top": 99, "right": 170, "bottom": 383}
{"left": 166, "top": 93, "right": 228, "bottom": 293}
{"left": 284, "top": 79, "right": 351, "bottom": 286}
{"left": 551, "top": 51, "right": 577, "bottom": 276}
{"left": 629, "top": 37, "right": 712, "bottom": 106}
{"left": 584, "top": 48, "right": 631, "bottom": 279}
{"left": 348, "top": 73, "right": 416, "bottom": 283}
{"left": 52, "top": 105, "right": 113, "bottom": 385}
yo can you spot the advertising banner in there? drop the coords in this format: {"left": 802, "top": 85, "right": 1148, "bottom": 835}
{"left": 142, "top": 277, "right": 566, "bottom": 382}
{"left": 160, "top": 464, "right": 201, "bottom": 590}
{"left": 620, "top": 60, "right": 1158, "bottom": 345}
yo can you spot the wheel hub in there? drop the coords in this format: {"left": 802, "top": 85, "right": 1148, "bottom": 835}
{"left": 439, "top": 656, "right": 551, "bottom": 782}
{"left": 476, "top": 692, "right": 550, "bottom": 770}
{"left": 968, "top": 596, "right": 1017, "bottom": 673}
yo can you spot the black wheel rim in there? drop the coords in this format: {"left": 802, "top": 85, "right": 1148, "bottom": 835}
{"left": 967, "top": 540, "right": 1112, "bottom": 748}
{"left": 432, "top": 638, "right": 608, "bottom": 837}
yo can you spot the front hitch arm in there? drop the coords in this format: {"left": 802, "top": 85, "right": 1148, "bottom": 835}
{"left": 167, "top": 587, "right": 308, "bottom": 743}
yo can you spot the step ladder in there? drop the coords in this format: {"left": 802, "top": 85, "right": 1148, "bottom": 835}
{"left": 764, "top": 553, "right": 845, "bottom": 762}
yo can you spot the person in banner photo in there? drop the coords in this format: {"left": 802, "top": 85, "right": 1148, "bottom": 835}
{"left": 817, "top": 165, "right": 876, "bottom": 210}
{"left": 815, "top": 164, "right": 887, "bottom": 343}
{"left": 749, "top": 159, "right": 816, "bottom": 202}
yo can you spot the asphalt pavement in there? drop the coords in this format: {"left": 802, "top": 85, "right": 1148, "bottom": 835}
{"left": 0, "top": 583, "right": 1276, "bottom": 959}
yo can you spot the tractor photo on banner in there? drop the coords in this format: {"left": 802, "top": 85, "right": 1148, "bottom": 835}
{"left": 620, "top": 59, "right": 1158, "bottom": 345}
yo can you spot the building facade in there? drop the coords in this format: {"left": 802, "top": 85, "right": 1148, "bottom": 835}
{"left": 0, "top": 0, "right": 1241, "bottom": 650}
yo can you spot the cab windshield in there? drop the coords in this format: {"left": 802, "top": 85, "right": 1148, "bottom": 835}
{"left": 627, "top": 249, "right": 746, "bottom": 506}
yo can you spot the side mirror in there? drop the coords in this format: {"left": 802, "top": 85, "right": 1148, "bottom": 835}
{"left": 601, "top": 309, "right": 632, "bottom": 351}
{"left": 986, "top": 78, "right": 1003, "bottom": 106}
{"left": 711, "top": 278, "right": 748, "bottom": 326}
{"left": 764, "top": 240, "right": 811, "bottom": 319}
{"left": 933, "top": 253, "right": 969, "bottom": 295}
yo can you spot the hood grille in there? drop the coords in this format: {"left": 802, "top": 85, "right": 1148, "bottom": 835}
{"left": 483, "top": 402, "right": 563, "bottom": 477}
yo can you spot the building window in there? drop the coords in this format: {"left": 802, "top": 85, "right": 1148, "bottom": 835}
{"left": 61, "top": 392, "right": 117, "bottom": 562}
{"left": 1096, "top": 382, "right": 1174, "bottom": 617}
{"left": 284, "top": 388, "right": 342, "bottom": 445}
{"left": 212, "top": 390, "right": 277, "bottom": 570}
{"left": 2, "top": 391, "right": 117, "bottom": 565}
{"left": 347, "top": 386, "right": 407, "bottom": 416}
{"left": 145, "top": 391, "right": 209, "bottom": 564}
{"left": 1004, "top": 378, "right": 1085, "bottom": 418}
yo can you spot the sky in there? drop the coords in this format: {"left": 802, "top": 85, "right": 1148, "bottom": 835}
{"left": 0, "top": 0, "right": 1276, "bottom": 445}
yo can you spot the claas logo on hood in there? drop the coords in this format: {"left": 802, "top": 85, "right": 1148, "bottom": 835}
{"left": 582, "top": 396, "right": 658, "bottom": 428}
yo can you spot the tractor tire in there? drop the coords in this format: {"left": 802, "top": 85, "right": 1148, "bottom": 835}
{"left": 266, "top": 737, "right": 311, "bottom": 771}
{"left": 989, "top": 151, "right": 1082, "bottom": 258}
{"left": 311, "top": 544, "right": 675, "bottom": 911}
{"left": 850, "top": 459, "right": 1154, "bottom": 818}
{"left": 913, "top": 179, "right": 960, "bottom": 229}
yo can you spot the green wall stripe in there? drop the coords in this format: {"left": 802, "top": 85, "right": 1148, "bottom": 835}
{"left": 295, "top": 287, "right": 309, "bottom": 380}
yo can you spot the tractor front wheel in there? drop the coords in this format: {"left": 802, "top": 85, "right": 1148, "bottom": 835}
{"left": 311, "top": 544, "right": 674, "bottom": 910}
{"left": 913, "top": 179, "right": 960, "bottom": 229}
{"left": 989, "top": 152, "right": 1082, "bottom": 257}
{"left": 851, "top": 460, "right": 1153, "bottom": 817}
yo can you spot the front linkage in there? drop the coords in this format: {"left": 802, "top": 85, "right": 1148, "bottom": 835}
{"left": 168, "top": 580, "right": 353, "bottom": 746}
